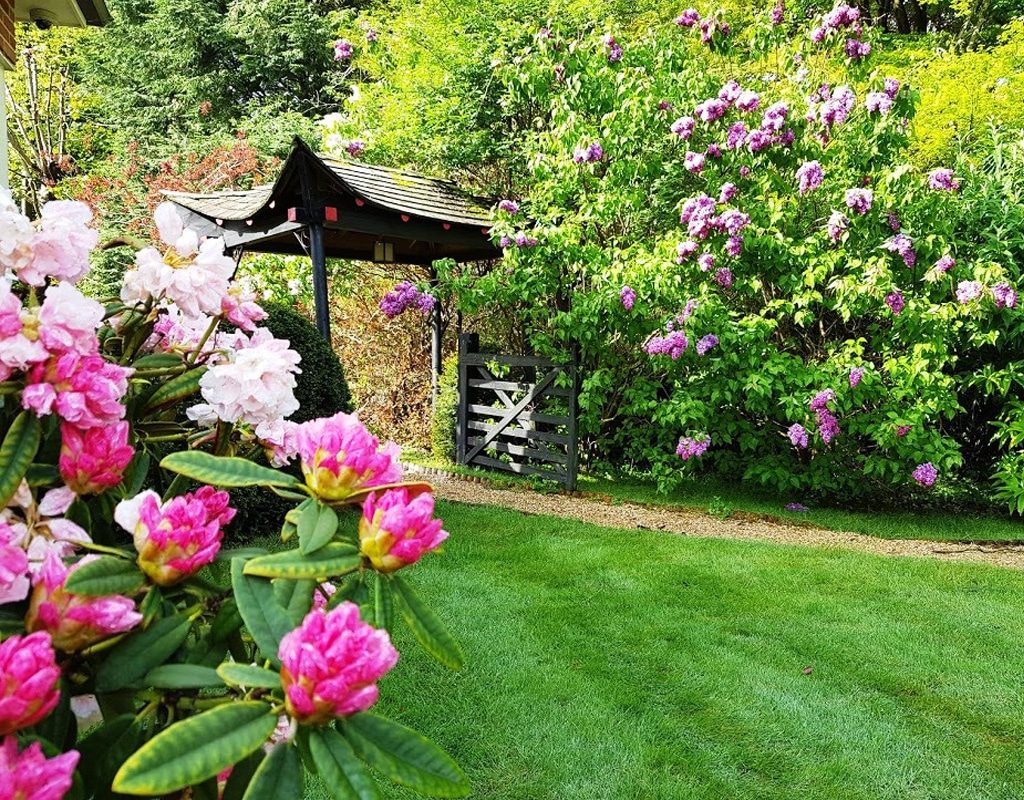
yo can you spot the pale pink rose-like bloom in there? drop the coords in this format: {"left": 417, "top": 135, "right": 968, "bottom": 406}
{"left": 154, "top": 201, "right": 200, "bottom": 257}
{"left": 0, "top": 189, "right": 35, "bottom": 277}
{"left": 22, "top": 353, "right": 131, "bottom": 429}
{"left": 0, "top": 735, "right": 79, "bottom": 800}
{"left": 26, "top": 552, "right": 142, "bottom": 652}
{"left": 0, "top": 522, "right": 30, "bottom": 605}
{"left": 59, "top": 421, "right": 134, "bottom": 495}
{"left": 0, "top": 632, "right": 61, "bottom": 735}
{"left": 20, "top": 201, "right": 99, "bottom": 286}
{"left": 221, "top": 280, "right": 268, "bottom": 332}
{"left": 163, "top": 238, "right": 236, "bottom": 318}
{"left": 257, "top": 418, "right": 301, "bottom": 467}
{"left": 116, "top": 487, "right": 235, "bottom": 586}
{"left": 150, "top": 306, "right": 217, "bottom": 355}
{"left": 188, "top": 328, "right": 301, "bottom": 428}
{"left": 359, "top": 488, "right": 448, "bottom": 573}
{"left": 37, "top": 282, "right": 104, "bottom": 356}
{"left": 0, "top": 283, "right": 47, "bottom": 381}
{"left": 3, "top": 485, "right": 90, "bottom": 577}
{"left": 278, "top": 602, "right": 399, "bottom": 725}
{"left": 295, "top": 412, "right": 403, "bottom": 501}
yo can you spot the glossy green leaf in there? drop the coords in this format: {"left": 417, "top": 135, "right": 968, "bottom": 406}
{"left": 63, "top": 556, "right": 145, "bottom": 597}
{"left": 299, "top": 501, "right": 339, "bottom": 555}
{"left": 222, "top": 750, "right": 265, "bottom": 800}
{"left": 144, "top": 664, "right": 224, "bottom": 689}
{"left": 243, "top": 543, "right": 361, "bottom": 580}
{"left": 161, "top": 451, "right": 301, "bottom": 488}
{"left": 113, "top": 702, "right": 277, "bottom": 795}
{"left": 95, "top": 615, "right": 192, "bottom": 692}
{"left": 216, "top": 662, "right": 282, "bottom": 690}
{"left": 274, "top": 578, "right": 315, "bottom": 626}
{"left": 309, "top": 727, "right": 381, "bottom": 800}
{"left": 142, "top": 366, "right": 207, "bottom": 412}
{"left": 391, "top": 575, "right": 464, "bottom": 670}
{"left": 242, "top": 742, "right": 302, "bottom": 800}
{"left": 76, "top": 714, "right": 145, "bottom": 800}
{"left": 341, "top": 713, "right": 469, "bottom": 798}
{"left": 372, "top": 572, "right": 393, "bottom": 631}
{"left": 0, "top": 411, "right": 41, "bottom": 507}
{"left": 230, "top": 558, "right": 293, "bottom": 667}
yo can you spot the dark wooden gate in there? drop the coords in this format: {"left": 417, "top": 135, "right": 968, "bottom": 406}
{"left": 456, "top": 333, "right": 579, "bottom": 489}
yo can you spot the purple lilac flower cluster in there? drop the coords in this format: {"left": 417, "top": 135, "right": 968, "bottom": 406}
{"left": 912, "top": 462, "right": 937, "bottom": 487}
{"left": 956, "top": 280, "right": 982, "bottom": 304}
{"left": 883, "top": 234, "right": 916, "bottom": 268}
{"left": 885, "top": 291, "right": 905, "bottom": 315}
{"left": 771, "top": 0, "right": 785, "bottom": 25}
{"left": 573, "top": 142, "right": 604, "bottom": 164}
{"left": 993, "top": 283, "right": 1018, "bottom": 309}
{"left": 810, "top": 389, "right": 840, "bottom": 444}
{"left": 499, "top": 231, "right": 539, "bottom": 248}
{"left": 346, "top": 140, "right": 366, "bottom": 157}
{"left": 928, "top": 168, "right": 960, "bottom": 192}
{"left": 788, "top": 423, "right": 809, "bottom": 449}
{"left": 604, "top": 34, "right": 623, "bottom": 62}
{"left": 379, "top": 281, "right": 436, "bottom": 318}
{"left": 334, "top": 39, "right": 354, "bottom": 60}
{"left": 497, "top": 199, "right": 520, "bottom": 214}
{"left": 827, "top": 211, "right": 849, "bottom": 242}
{"left": 785, "top": 502, "right": 809, "bottom": 512}
{"left": 849, "top": 367, "right": 864, "bottom": 388}
{"left": 696, "top": 334, "right": 719, "bottom": 356}
{"left": 795, "top": 160, "right": 824, "bottom": 195}
{"left": 676, "top": 434, "right": 710, "bottom": 460}
{"left": 620, "top": 285, "right": 636, "bottom": 310}
{"left": 644, "top": 330, "right": 689, "bottom": 359}
{"left": 844, "top": 187, "right": 873, "bottom": 215}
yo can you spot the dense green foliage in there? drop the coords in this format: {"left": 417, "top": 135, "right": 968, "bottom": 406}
{"left": 430, "top": 354, "right": 460, "bottom": 463}
{"left": 301, "top": 501, "right": 1024, "bottom": 799}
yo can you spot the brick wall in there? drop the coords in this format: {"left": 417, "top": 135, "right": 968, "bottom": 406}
{"left": 0, "top": 0, "right": 14, "bottom": 70}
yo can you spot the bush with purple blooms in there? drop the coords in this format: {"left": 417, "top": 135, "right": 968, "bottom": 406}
{"left": 453, "top": 5, "right": 1024, "bottom": 510}
{"left": 379, "top": 280, "right": 437, "bottom": 318}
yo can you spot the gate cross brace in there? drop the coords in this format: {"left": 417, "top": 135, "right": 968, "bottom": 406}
{"left": 464, "top": 367, "right": 560, "bottom": 463}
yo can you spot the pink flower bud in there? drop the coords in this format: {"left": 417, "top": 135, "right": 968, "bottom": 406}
{"left": 59, "top": 422, "right": 134, "bottom": 495}
{"left": 295, "top": 413, "right": 403, "bottom": 502}
{"left": 0, "top": 735, "right": 79, "bottom": 800}
{"left": 359, "top": 489, "right": 448, "bottom": 573}
{"left": 278, "top": 602, "right": 398, "bottom": 725}
{"left": 115, "top": 487, "right": 235, "bottom": 587}
{"left": 0, "top": 632, "right": 61, "bottom": 736}
{"left": 26, "top": 552, "right": 142, "bottom": 652}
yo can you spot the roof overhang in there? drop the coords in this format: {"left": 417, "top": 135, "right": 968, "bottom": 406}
{"left": 14, "top": 0, "right": 111, "bottom": 28}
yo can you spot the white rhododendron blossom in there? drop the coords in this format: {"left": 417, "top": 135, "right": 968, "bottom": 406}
{"left": 0, "top": 190, "right": 37, "bottom": 277}
{"left": 0, "top": 190, "right": 98, "bottom": 286}
{"left": 121, "top": 202, "right": 235, "bottom": 318}
{"left": 188, "top": 328, "right": 301, "bottom": 428}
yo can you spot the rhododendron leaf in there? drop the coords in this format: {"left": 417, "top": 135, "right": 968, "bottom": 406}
{"left": 241, "top": 742, "right": 301, "bottom": 800}
{"left": 391, "top": 575, "right": 464, "bottom": 671}
{"left": 216, "top": 662, "right": 282, "bottom": 690}
{"left": 161, "top": 451, "right": 301, "bottom": 488}
{"left": 144, "top": 664, "right": 225, "bottom": 689}
{"left": 95, "top": 614, "right": 192, "bottom": 692}
{"left": 133, "top": 352, "right": 186, "bottom": 372}
{"left": 309, "top": 727, "right": 382, "bottom": 800}
{"left": 372, "top": 572, "right": 393, "bottom": 631}
{"left": 328, "top": 481, "right": 434, "bottom": 507}
{"left": 274, "top": 577, "right": 315, "bottom": 625}
{"left": 77, "top": 714, "right": 144, "bottom": 797}
{"left": 0, "top": 411, "right": 41, "bottom": 507}
{"left": 270, "top": 485, "right": 311, "bottom": 501}
{"left": 113, "top": 701, "right": 278, "bottom": 795}
{"left": 64, "top": 556, "right": 145, "bottom": 597}
{"left": 33, "top": 678, "right": 75, "bottom": 751}
{"left": 341, "top": 712, "right": 469, "bottom": 797}
{"left": 230, "top": 558, "right": 293, "bottom": 668}
{"left": 243, "top": 544, "right": 361, "bottom": 580}
{"left": 221, "top": 750, "right": 265, "bottom": 800}
{"left": 25, "top": 462, "right": 60, "bottom": 487}
{"left": 299, "top": 501, "right": 339, "bottom": 555}
{"left": 142, "top": 366, "right": 207, "bottom": 413}
{"left": 210, "top": 598, "right": 243, "bottom": 642}
{"left": 217, "top": 547, "right": 270, "bottom": 562}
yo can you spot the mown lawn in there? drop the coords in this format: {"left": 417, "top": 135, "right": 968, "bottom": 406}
{"left": 304, "top": 501, "right": 1024, "bottom": 800}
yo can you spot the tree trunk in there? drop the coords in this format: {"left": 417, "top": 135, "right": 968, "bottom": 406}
{"left": 893, "top": 1, "right": 911, "bottom": 34}
{"left": 906, "top": 0, "right": 929, "bottom": 32}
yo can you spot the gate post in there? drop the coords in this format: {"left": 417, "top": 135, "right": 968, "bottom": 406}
{"left": 456, "top": 333, "right": 478, "bottom": 465}
{"left": 566, "top": 342, "right": 580, "bottom": 491}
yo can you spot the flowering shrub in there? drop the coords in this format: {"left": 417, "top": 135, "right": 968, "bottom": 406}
{"left": 467, "top": 5, "right": 1024, "bottom": 506}
{"left": 0, "top": 195, "right": 469, "bottom": 797}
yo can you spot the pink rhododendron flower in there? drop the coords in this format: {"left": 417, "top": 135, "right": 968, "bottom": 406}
{"left": 116, "top": 487, "right": 235, "bottom": 586}
{"left": 0, "top": 523, "right": 29, "bottom": 605}
{"left": 912, "top": 462, "right": 937, "bottom": 487}
{"left": 36, "top": 282, "right": 104, "bottom": 356}
{"left": 26, "top": 552, "right": 141, "bottom": 652}
{"left": 278, "top": 602, "right": 398, "bottom": 725}
{"left": 22, "top": 201, "right": 99, "bottom": 287}
{"left": 312, "top": 582, "right": 336, "bottom": 611}
{"left": 0, "top": 632, "right": 61, "bottom": 735}
{"left": 3, "top": 485, "right": 90, "bottom": 576}
{"left": 188, "top": 327, "right": 301, "bottom": 429}
{"left": 676, "top": 435, "right": 710, "bottom": 460}
{"left": 359, "top": 488, "right": 448, "bottom": 573}
{"left": 0, "top": 189, "right": 35, "bottom": 278}
{"left": 956, "top": 280, "right": 982, "bottom": 304}
{"left": 788, "top": 423, "right": 809, "bottom": 449}
{"left": 22, "top": 353, "right": 131, "bottom": 429}
{"left": 220, "top": 280, "right": 267, "bottom": 332}
{"left": 295, "top": 412, "right": 403, "bottom": 501}
{"left": 0, "top": 735, "right": 79, "bottom": 800}
{"left": 257, "top": 418, "right": 301, "bottom": 467}
{"left": 59, "top": 421, "right": 134, "bottom": 496}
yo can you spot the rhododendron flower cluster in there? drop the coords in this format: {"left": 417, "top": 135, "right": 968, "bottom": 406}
{"left": 379, "top": 281, "right": 436, "bottom": 317}
{"left": 59, "top": 421, "right": 134, "bottom": 495}
{"left": 676, "top": 435, "right": 710, "bottom": 460}
{"left": 116, "top": 487, "right": 235, "bottom": 586}
{"left": 0, "top": 190, "right": 97, "bottom": 287}
{"left": 0, "top": 523, "right": 29, "bottom": 605}
{"left": 0, "top": 632, "right": 61, "bottom": 735}
{"left": 278, "top": 602, "right": 399, "bottom": 725}
{"left": 221, "top": 279, "right": 268, "bottom": 332}
{"left": 359, "top": 488, "right": 448, "bottom": 573}
{"left": 0, "top": 735, "right": 79, "bottom": 800}
{"left": 294, "top": 412, "right": 403, "bottom": 501}
{"left": 912, "top": 462, "right": 938, "bottom": 487}
{"left": 23, "top": 353, "right": 132, "bottom": 429}
{"left": 26, "top": 553, "right": 142, "bottom": 652}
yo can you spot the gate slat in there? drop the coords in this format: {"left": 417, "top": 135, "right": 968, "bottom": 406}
{"left": 467, "top": 405, "right": 568, "bottom": 426}
{"left": 465, "top": 420, "right": 570, "bottom": 446}
{"left": 466, "top": 437, "right": 568, "bottom": 465}
{"left": 470, "top": 455, "right": 566, "bottom": 482}
{"left": 468, "top": 378, "right": 571, "bottom": 397}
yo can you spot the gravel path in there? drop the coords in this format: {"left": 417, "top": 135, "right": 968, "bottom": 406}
{"left": 407, "top": 467, "right": 1024, "bottom": 570}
